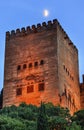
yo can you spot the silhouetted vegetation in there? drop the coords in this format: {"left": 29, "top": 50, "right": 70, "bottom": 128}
{"left": 0, "top": 88, "right": 3, "bottom": 109}
{"left": 0, "top": 102, "right": 82, "bottom": 130}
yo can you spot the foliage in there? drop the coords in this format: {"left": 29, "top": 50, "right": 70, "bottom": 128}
{"left": 66, "top": 121, "right": 81, "bottom": 130}
{"left": 0, "top": 102, "right": 83, "bottom": 130}
{"left": 0, "top": 115, "right": 26, "bottom": 130}
{"left": 0, "top": 88, "right": 3, "bottom": 109}
{"left": 37, "top": 102, "right": 48, "bottom": 130}
{"left": 72, "top": 109, "right": 84, "bottom": 129}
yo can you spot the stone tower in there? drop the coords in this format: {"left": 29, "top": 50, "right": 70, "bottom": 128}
{"left": 3, "top": 19, "right": 80, "bottom": 114}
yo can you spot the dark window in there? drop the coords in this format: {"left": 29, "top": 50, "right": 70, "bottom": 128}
{"left": 64, "top": 89, "right": 66, "bottom": 95}
{"left": 67, "top": 71, "right": 69, "bottom": 75}
{"left": 38, "top": 83, "right": 44, "bottom": 91}
{"left": 34, "top": 62, "right": 38, "bottom": 67}
{"left": 23, "top": 64, "right": 27, "bottom": 69}
{"left": 29, "top": 63, "right": 32, "bottom": 68}
{"left": 40, "top": 60, "right": 44, "bottom": 65}
{"left": 17, "top": 65, "right": 21, "bottom": 71}
{"left": 27, "top": 85, "right": 34, "bottom": 93}
{"left": 16, "top": 88, "right": 22, "bottom": 96}
{"left": 66, "top": 68, "right": 67, "bottom": 72}
{"left": 72, "top": 77, "right": 74, "bottom": 81}
{"left": 63, "top": 65, "right": 65, "bottom": 70}
{"left": 68, "top": 94, "right": 71, "bottom": 102}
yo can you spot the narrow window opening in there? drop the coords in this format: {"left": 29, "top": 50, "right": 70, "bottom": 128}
{"left": 67, "top": 71, "right": 69, "bottom": 75}
{"left": 23, "top": 64, "right": 27, "bottom": 69}
{"left": 29, "top": 63, "right": 32, "bottom": 68}
{"left": 40, "top": 60, "right": 44, "bottom": 65}
{"left": 16, "top": 88, "right": 22, "bottom": 96}
{"left": 38, "top": 83, "right": 45, "bottom": 91}
{"left": 63, "top": 65, "right": 65, "bottom": 70}
{"left": 66, "top": 68, "right": 67, "bottom": 72}
{"left": 64, "top": 89, "right": 67, "bottom": 96}
{"left": 34, "top": 61, "right": 38, "bottom": 67}
{"left": 17, "top": 65, "right": 21, "bottom": 71}
{"left": 27, "top": 85, "right": 34, "bottom": 93}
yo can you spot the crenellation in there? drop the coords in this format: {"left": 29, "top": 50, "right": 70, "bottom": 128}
{"left": 26, "top": 26, "right": 32, "bottom": 34}
{"left": 11, "top": 30, "right": 15, "bottom": 38}
{"left": 42, "top": 22, "right": 47, "bottom": 30}
{"left": 21, "top": 27, "right": 26, "bottom": 36}
{"left": 64, "top": 35, "right": 68, "bottom": 39}
{"left": 5, "top": 19, "right": 78, "bottom": 54}
{"left": 37, "top": 23, "right": 42, "bottom": 32}
{"left": 32, "top": 25, "right": 37, "bottom": 33}
{"left": 42, "top": 22, "right": 47, "bottom": 26}
{"left": 5, "top": 19, "right": 78, "bottom": 56}
{"left": 47, "top": 21, "right": 52, "bottom": 29}
{"left": 16, "top": 29, "right": 21, "bottom": 37}
{"left": 53, "top": 19, "right": 57, "bottom": 24}
{"left": 6, "top": 31, "right": 10, "bottom": 40}
{"left": 52, "top": 19, "right": 57, "bottom": 29}
{"left": 63, "top": 32, "right": 78, "bottom": 53}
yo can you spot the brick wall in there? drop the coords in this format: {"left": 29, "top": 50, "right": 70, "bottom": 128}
{"left": 3, "top": 19, "right": 81, "bottom": 114}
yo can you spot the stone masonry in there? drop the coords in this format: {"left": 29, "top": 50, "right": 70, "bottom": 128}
{"left": 3, "top": 19, "right": 81, "bottom": 114}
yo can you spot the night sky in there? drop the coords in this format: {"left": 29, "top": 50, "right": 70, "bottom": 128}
{"left": 0, "top": 0, "right": 84, "bottom": 90}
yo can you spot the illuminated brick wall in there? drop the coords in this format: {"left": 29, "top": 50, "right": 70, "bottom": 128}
{"left": 3, "top": 19, "right": 80, "bottom": 114}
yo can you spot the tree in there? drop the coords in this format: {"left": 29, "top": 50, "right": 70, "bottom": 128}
{"left": 72, "top": 110, "right": 84, "bottom": 129}
{"left": 66, "top": 121, "right": 81, "bottom": 130}
{"left": 0, "top": 88, "right": 3, "bottom": 109}
{"left": 0, "top": 115, "right": 26, "bottom": 130}
{"left": 37, "top": 102, "right": 48, "bottom": 130}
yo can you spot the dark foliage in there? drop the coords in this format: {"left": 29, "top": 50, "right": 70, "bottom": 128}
{"left": 0, "top": 88, "right": 3, "bottom": 109}
{"left": 0, "top": 102, "right": 82, "bottom": 130}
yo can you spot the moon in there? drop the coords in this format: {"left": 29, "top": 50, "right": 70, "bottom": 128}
{"left": 43, "top": 10, "right": 49, "bottom": 17}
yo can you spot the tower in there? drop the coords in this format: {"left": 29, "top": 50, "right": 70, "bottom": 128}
{"left": 3, "top": 19, "right": 80, "bottom": 114}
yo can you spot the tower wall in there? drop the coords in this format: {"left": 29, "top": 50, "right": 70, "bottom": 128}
{"left": 56, "top": 22, "right": 80, "bottom": 114}
{"left": 3, "top": 19, "right": 80, "bottom": 114}
{"left": 3, "top": 20, "right": 60, "bottom": 107}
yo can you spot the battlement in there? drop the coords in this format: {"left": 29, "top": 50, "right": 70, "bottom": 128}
{"left": 6, "top": 19, "right": 78, "bottom": 53}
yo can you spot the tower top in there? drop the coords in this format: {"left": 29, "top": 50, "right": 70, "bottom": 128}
{"left": 6, "top": 19, "right": 78, "bottom": 53}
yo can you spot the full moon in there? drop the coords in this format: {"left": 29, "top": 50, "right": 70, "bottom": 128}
{"left": 43, "top": 10, "right": 49, "bottom": 17}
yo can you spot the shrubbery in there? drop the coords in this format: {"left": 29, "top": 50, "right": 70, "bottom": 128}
{"left": 0, "top": 102, "right": 83, "bottom": 130}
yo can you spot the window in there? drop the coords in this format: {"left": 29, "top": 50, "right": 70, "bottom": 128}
{"left": 64, "top": 89, "right": 66, "bottom": 95}
{"left": 67, "top": 71, "right": 69, "bottom": 75}
{"left": 34, "top": 61, "right": 38, "bottom": 67}
{"left": 27, "top": 85, "right": 34, "bottom": 93}
{"left": 29, "top": 63, "right": 32, "bottom": 68}
{"left": 63, "top": 65, "right": 65, "bottom": 70}
{"left": 17, "top": 65, "right": 21, "bottom": 71}
{"left": 38, "top": 83, "right": 45, "bottom": 91}
{"left": 68, "top": 94, "right": 71, "bottom": 102}
{"left": 40, "top": 60, "right": 44, "bottom": 65}
{"left": 16, "top": 88, "right": 22, "bottom": 96}
{"left": 66, "top": 68, "right": 67, "bottom": 72}
{"left": 23, "top": 64, "right": 27, "bottom": 69}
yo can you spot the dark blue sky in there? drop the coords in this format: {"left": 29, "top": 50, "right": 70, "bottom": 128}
{"left": 0, "top": 0, "right": 84, "bottom": 90}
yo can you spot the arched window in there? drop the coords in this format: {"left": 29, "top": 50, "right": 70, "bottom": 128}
{"left": 17, "top": 65, "right": 21, "bottom": 71}
{"left": 29, "top": 63, "right": 32, "bottom": 68}
{"left": 23, "top": 64, "right": 27, "bottom": 69}
{"left": 16, "top": 88, "right": 22, "bottom": 96}
{"left": 34, "top": 61, "right": 38, "bottom": 67}
{"left": 40, "top": 60, "right": 44, "bottom": 65}
{"left": 68, "top": 94, "right": 71, "bottom": 102}
{"left": 27, "top": 85, "right": 34, "bottom": 93}
{"left": 38, "top": 83, "right": 45, "bottom": 91}
{"left": 64, "top": 88, "right": 67, "bottom": 97}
